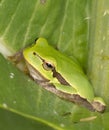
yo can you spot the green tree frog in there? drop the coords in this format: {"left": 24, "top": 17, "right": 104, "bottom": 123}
{"left": 11, "top": 38, "right": 106, "bottom": 112}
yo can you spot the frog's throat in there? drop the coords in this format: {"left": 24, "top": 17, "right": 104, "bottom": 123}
{"left": 26, "top": 62, "right": 49, "bottom": 82}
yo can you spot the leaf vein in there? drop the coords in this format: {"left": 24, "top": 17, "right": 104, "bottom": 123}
{"left": 23, "top": 1, "right": 39, "bottom": 45}
{"left": 2, "top": 0, "right": 21, "bottom": 38}
{"left": 57, "top": 0, "right": 69, "bottom": 47}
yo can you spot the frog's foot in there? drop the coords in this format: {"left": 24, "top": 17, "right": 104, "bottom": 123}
{"left": 8, "top": 50, "right": 24, "bottom": 64}
{"left": 8, "top": 50, "right": 28, "bottom": 72}
{"left": 92, "top": 97, "right": 106, "bottom": 113}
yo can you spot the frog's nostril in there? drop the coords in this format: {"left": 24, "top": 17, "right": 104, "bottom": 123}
{"left": 33, "top": 52, "right": 36, "bottom": 55}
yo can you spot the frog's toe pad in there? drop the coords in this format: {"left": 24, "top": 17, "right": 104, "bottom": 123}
{"left": 92, "top": 97, "right": 106, "bottom": 113}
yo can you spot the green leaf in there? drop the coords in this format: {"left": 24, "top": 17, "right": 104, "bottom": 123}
{"left": 87, "top": 0, "right": 109, "bottom": 110}
{"left": 0, "top": 0, "right": 109, "bottom": 130}
{"left": 0, "top": 0, "right": 88, "bottom": 68}
{"left": 0, "top": 108, "right": 53, "bottom": 130}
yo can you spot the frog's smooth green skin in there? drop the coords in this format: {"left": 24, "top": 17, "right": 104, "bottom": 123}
{"left": 14, "top": 38, "right": 106, "bottom": 112}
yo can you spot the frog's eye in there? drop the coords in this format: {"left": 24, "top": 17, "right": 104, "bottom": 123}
{"left": 42, "top": 61, "right": 54, "bottom": 71}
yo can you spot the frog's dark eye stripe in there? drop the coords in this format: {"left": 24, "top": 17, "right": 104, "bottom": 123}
{"left": 52, "top": 69, "right": 70, "bottom": 86}
{"left": 33, "top": 51, "right": 44, "bottom": 62}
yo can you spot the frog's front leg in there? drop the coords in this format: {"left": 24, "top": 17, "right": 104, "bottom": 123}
{"left": 8, "top": 50, "right": 24, "bottom": 64}
{"left": 8, "top": 50, "right": 29, "bottom": 74}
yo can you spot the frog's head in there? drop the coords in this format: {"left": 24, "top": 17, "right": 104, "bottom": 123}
{"left": 23, "top": 38, "right": 69, "bottom": 85}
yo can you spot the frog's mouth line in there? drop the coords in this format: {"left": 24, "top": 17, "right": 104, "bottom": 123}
{"left": 52, "top": 68, "right": 70, "bottom": 86}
